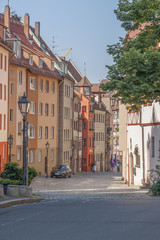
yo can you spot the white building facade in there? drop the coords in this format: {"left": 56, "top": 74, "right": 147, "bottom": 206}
{"left": 127, "top": 102, "right": 160, "bottom": 186}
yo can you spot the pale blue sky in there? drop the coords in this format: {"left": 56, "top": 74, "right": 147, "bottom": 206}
{"left": 0, "top": 0, "right": 126, "bottom": 83}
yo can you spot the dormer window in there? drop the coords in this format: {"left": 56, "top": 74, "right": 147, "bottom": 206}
{"left": 83, "top": 87, "right": 91, "bottom": 96}
{"left": 39, "top": 57, "right": 43, "bottom": 68}
{"left": 14, "top": 41, "right": 21, "bottom": 59}
{"left": 51, "top": 61, "right": 54, "bottom": 71}
{"left": 29, "top": 55, "right": 33, "bottom": 65}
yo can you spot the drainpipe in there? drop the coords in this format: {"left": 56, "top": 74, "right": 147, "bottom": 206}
{"left": 140, "top": 107, "right": 145, "bottom": 185}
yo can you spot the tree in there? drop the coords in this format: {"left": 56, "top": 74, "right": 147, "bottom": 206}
{"left": 101, "top": 0, "right": 160, "bottom": 110}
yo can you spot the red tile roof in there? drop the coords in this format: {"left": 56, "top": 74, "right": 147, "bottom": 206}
{"left": 76, "top": 76, "right": 92, "bottom": 87}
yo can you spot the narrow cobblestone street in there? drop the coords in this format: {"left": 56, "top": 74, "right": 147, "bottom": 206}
{"left": 31, "top": 172, "right": 149, "bottom": 200}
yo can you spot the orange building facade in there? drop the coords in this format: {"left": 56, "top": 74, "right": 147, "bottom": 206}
{"left": 75, "top": 76, "right": 94, "bottom": 171}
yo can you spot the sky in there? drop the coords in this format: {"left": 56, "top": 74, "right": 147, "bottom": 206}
{"left": 0, "top": 0, "right": 126, "bottom": 83}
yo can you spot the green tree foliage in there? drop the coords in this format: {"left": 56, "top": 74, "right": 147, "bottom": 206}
{"left": 0, "top": 163, "right": 38, "bottom": 185}
{"left": 101, "top": 0, "right": 160, "bottom": 110}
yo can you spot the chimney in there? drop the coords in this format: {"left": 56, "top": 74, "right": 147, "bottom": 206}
{"left": 35, "top": 21, "right": 40, "bottom": 37}
{"left": 24, "top": 13, "right": 30, "bottom": 37}
{"left": 0, "top": 24, "right": 4, "bottom": 40}
{"left": 4, "top": 5, "right": 10, "bottom": 30}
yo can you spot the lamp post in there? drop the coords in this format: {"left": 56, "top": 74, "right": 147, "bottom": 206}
{"left": 8, "top": 134, "right": 13, "bottom": 162}
{"left": 18, "top": 93, "right": 30, "bottom": 185}
{"left": 45, "top": 141, "right": 50, "bottom": 178}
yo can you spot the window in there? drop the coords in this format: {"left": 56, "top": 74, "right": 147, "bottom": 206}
{"left": 3, "top": 144, "right": 5, "bottom": 159}
{"left": 4, "top": 85, "right": 6, "bottom": 100}
{"left": 45, "top": 127, "right": 48, "bottom": 138}
{"left": 0, "top": 84, "right": 2, "bottom": 99}
{"left": 45, "top": 104, "right": 49, "bottom": 116}
{"left": 51, "top": 82, "right": 55, "bottom": 93}
{"left": 39, "top": 126, "right": 42, "bottom": 139}
{"left": 64, "top": 107, "right": 70, "bottom": 119}
{"left": 10, "top": 83, "right": 14, "bottom": 96}
{"left": 39, "top": 57, "right": 43, "bottom": 68}
{"left": 16, "top": 41, "right": 21, "bottom": 59}
{"left": 51, "top": 149, "right": 54, "bottom": 161}
{"left": 39, "top": 103, "right": 43, "bottom": 115}
{"left": 83, "top": 123, "right": 86, "bottom": 129}
{"left": 18, "top": 122, "right": 21, "bottom": 135}
{"left": 82, "top": 139, "right": 87, "bottom": 146}
{"left": 29, "top": 102, "right": 36, "bottom": 114}
{"left": 10, "top": 109, "right": 13, "bottom": 122}
{"left": 17, "top": 148, "right": 21, "bottom": 161}
{"left": 0, "top": 53, "right": 3, "bottom": 69}
{"left": 51, "top": 61, "right": 54, "bottom": 71}
{"left": 152, "top": 137, "right": 155, "bottom": 157}
{"left": 4, "top": 115, "right": 6, "bottom": 130}
{"left": 4, "top": 55, "right": 7, "bottom": 71}
{"left": 82, "top": 106, "right": 86, "bottom": 112}
{"left": 51, "top": 127, "right": 54, "bottom": 139}
{"left": 30, "top": 150, "right": 34, "bottom": 163}
{"left": 29, "top": 126, "right": 35, "bottom": 138}
{"left": 18, "top": 71, "right": 22, "bottom": 84}
{"left": 45, "top": 80, "right": 49, "bottom": 93}
{"left": 29, "top": 55, "right": 33, "bottom": 65}
{"left": 0, "top": 114, "right": 2, "bottom": 129}
{"left": 51, "top": 104, "right": 54, "bottom": 116}
{"left": 39, "top": 79, "right": 43, "bottom": 91}
{"left": 39, "top": 150, "right": 42, "bottom": 162}
{"left": 30, "top": 77, "right": 36, "bottom": 90}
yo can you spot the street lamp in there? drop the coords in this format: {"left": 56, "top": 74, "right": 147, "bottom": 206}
{"left": 8, "top": 134, "right": 13, "bottom": 162}
{"left": 18, "top": 93, "right": 30, "bottom": 185}
{"left": 45, "top": 141, "right": 50, "bottom": 178}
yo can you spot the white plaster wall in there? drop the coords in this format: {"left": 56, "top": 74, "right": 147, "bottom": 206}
{"left": 127, "top": 125, "right": 143, "bottom": 186}
{"left": 142, "top": 102, "right": 160, "bottom": 123}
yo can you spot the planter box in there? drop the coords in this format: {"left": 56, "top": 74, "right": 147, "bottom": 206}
{"left": 0, "top": 184, "right": 4, "bottom": 197}
{"left": 7, "top": 185, "right": 19, "bottom": 197}
{"left": 18, "top": 186, "right": 32, "bottom": 197}
{"left": 3, "top": 184, "right": 8, "bottom": 195}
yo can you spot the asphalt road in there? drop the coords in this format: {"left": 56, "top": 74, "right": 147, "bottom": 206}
{"left": 0, "top": 172, "right": 160, "bottom": 240}
{"left": 0, "top": 197, "right": 160, "bottom": 240}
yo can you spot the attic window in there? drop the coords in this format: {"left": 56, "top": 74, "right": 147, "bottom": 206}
{"left": 29, "top": 55, "right": 33, "bottom": 65}
{"left": 39, "top": 57, "right": 43, "bottom": 68}
{"left": 14, "top": 41, "right": 21, "bottom": 59}
{"left": 51, "top": 61, "right": 54, "bottom": 71}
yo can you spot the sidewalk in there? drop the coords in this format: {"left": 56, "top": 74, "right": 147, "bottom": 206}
{"left": 0, "top": 196, "right": 43, "bottom": 209}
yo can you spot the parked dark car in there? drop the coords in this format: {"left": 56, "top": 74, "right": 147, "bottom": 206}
{"left": 51, "top": 165, "right": 72, "bottom": 178}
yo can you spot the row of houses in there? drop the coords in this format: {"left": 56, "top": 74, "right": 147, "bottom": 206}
{"left": 0, "top": 5, "right": 112, "bottom": 176}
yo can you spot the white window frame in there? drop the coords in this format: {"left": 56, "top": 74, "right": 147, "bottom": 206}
{"left": 29, "top": 102, "right": 36, "bottom": 114}
{"left": 39, "top": 103, "right": 42, "bottom": 115}
{"left": 39, "top": 126, "right": 42, "bottom": 139}
{"left": 51, "top": 149, "right": 54, "bottom": 161}
{"left": 17, "top": 147, "right": 21, "bottom": 161}
{"left": 10, "top": 109, "right": 13, "bottom": 122}
{"left": 51, "top": 104, "right": 54, "bottom": 116}
{"left": 18, "top": 71, "right": 22, "bottom": 84}
{"left": 39, "top": 150, "right": 42, "bottom": 162}
{"left": 30, "top": 150, "right": 34, "bottom": 163}
{"left": 10, "top": 83, "right": 14, "bottom": 96}
{"left": 51, "top": 127, "right": 54, "bottom": 139}
{"left": 29, "top": 55, "right": 33, "bottom": 65}
{"left": 29, "top": 126, "right": 35, "bottom": 139}
{"left": 30, "top": 77, "right": 36, "bottom": 90}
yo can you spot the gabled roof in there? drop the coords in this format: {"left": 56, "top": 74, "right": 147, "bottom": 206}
{"left": 0, "top": 12, "right": 62, "bottom": 79}
{"left": 76, "top": 76, "right": 92, "bottom": 87}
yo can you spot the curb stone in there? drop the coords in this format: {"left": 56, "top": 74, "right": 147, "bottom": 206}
{"left": 0, "top": 198, "right": 43, "bottom": 209}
